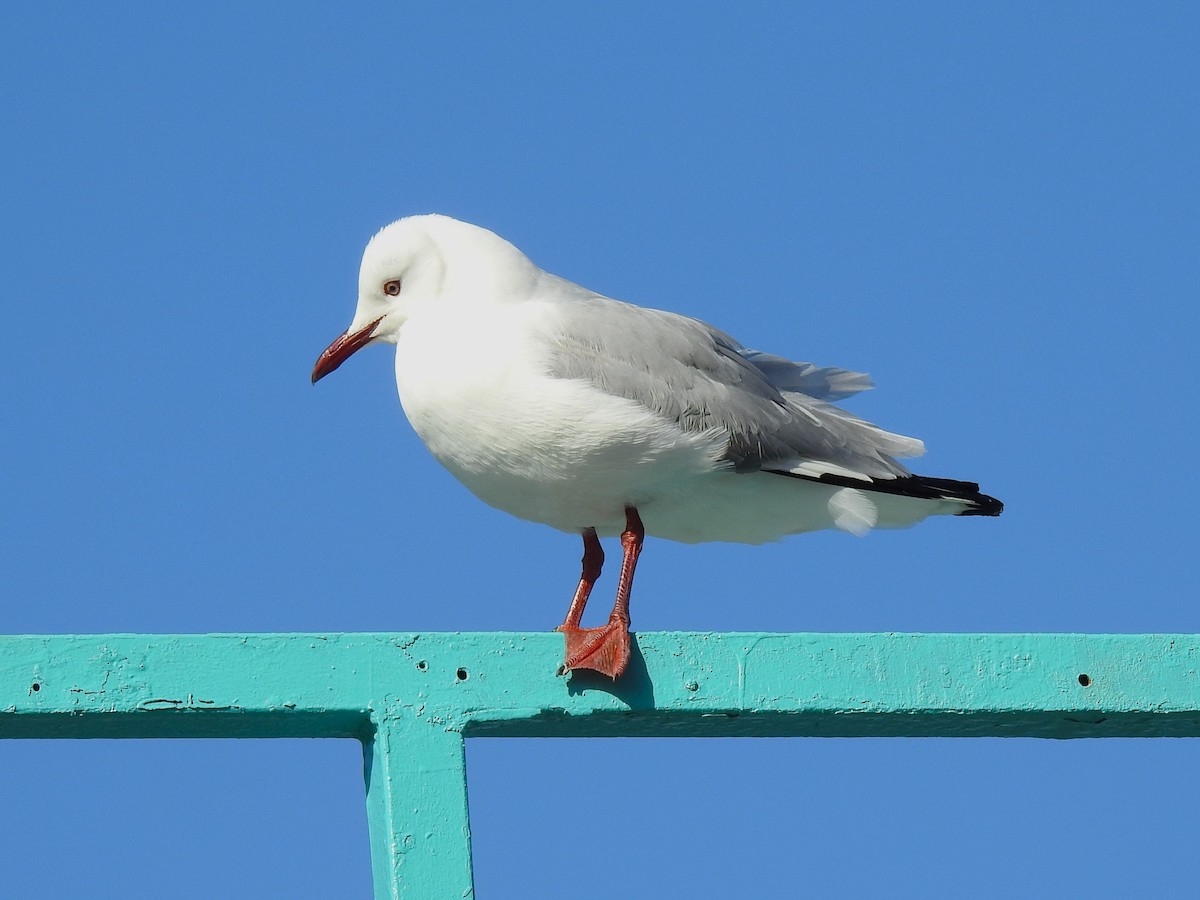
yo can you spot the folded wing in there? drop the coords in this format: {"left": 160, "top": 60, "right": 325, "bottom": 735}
{"left": 542, "top": 294, "right": 924, "bottom": 482}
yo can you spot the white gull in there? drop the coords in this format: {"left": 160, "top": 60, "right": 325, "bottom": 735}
{"left": 313, "top": 215, "right": 1002, "bottom": 678}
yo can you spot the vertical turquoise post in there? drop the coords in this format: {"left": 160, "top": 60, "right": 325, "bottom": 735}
{"left": 364, "top": 709, "right": 474, "bottom": 899}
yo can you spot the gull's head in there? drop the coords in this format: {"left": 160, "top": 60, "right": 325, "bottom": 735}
{"left": 312, "top": 214, "right": 533, "bottom": 384}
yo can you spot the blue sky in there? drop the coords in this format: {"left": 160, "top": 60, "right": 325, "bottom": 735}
{"left": 3, "top": 4, "right": 1198, "bottom": 897}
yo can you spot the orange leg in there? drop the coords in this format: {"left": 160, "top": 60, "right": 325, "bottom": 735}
{"left": 559, "top": 528, "right": 604, "bottom": 632}
{"left": 557, "top": 507, "right": 644, "bottom": 679}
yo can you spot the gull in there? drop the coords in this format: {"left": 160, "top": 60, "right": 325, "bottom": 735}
{"left": 313, "top": 215, "right": 1002, "bottom": 679}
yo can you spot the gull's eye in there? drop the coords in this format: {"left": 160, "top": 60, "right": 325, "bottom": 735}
{"left": 383, "top": 279, "right": 402, "bottom": 296}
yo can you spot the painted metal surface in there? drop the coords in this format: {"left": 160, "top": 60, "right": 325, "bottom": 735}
{"left": 4, "top": 631, "right": 1200, "bottom": 897}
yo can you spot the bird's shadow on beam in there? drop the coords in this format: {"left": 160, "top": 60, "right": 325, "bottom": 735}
{"left": 562, "top": 633, "right": 655, "bottom": 707}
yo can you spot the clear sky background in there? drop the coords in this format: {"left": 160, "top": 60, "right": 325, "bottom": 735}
{"left": 3, "top": 4, "right": 1198, "bottom": 898}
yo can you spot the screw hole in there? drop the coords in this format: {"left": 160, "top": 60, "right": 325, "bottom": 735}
{"left": 415, "top": 660, "right": 427, "bottom": 671}
{"left": 1078, "top": 673, "right": 1092, "bottom": 687}
{"left": 456, "top": 668, "right": 469, "bottom": 682}
{"left": 31, "top": 683, "right": 41, "bottom": 692}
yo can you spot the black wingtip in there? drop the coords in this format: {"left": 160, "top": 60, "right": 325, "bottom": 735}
{"left": 955, "top": 492, "right": 1004, "bottom": 517}
{"left": 770, "top": 469, "right": 1004, "bottom": 515}
{"left": 913, "top": 476, "right": 1004, "bottom": 517}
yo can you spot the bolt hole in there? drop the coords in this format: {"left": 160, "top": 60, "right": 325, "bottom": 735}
{"left": 415, "top": 660, "right": 427, "bottom": 671}
{"left": 456, "top": 668, "right": 468, "bottom": 682}
{"left": 31, "top": 683, "right": 41, "bottom": 692}
{"left": 1078, "top": 673, "right": 1092, "bottom": 687}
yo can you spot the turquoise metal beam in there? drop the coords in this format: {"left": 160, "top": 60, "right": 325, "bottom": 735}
{"left": 364, "top": 713, "right": 474, "bottom": 899}
{"left": 4, "top": 631, "right": 1200, "bottom": 898}
{"left": 5, "top": 632, "right": 1200, "bottom": 739}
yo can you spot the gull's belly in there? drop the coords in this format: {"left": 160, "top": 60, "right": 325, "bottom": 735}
{"left": 392, "top": 317, "right": 723, "bottom": 535}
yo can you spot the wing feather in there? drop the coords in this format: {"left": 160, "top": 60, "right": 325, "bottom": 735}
{"left": 541, "top": 292, "right": 923, "bottom": 480}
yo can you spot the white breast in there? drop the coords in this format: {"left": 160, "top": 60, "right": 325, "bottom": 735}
{"left": 392, "top": 301, "right": 724, "bottom": 536}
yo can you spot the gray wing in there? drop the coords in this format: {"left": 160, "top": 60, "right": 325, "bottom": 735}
{"left": 542, "top": 293, "right": 924, "bottom": 480}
